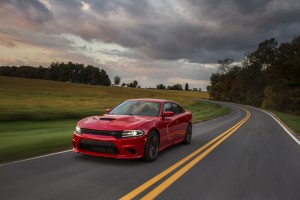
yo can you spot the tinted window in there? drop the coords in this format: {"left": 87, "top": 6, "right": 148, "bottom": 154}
{"left": 172, "top": 103, "right": 184, "bottom": 115}
{"left": 163, "top": 103, "right": 172, "bottom": 112}
{"left": 110, "top": 101, "right": 160, "bottom": 117}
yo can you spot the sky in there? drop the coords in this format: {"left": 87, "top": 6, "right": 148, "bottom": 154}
{"left": 0, "top": 0, "right": 299, "bottom": 89}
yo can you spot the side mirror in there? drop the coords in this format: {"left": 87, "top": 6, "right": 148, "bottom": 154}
{"left": 164, "top": 111, "right": 174, "bottom": 117}
{"left": 105, "top": 109, "right": 111, "bottom": 114}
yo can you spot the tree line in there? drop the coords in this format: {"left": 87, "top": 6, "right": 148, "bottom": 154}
{"left": 208, "top": 36, "right": 300, "bottom": 114}
{"left": 156, "top": 83, "right": 201, "bottom": 91}
{"left": 0, "top": 62, "right": 201, "bottom": 91}
{"left": 0, "top": 62, "right": 111, "bottom": 86}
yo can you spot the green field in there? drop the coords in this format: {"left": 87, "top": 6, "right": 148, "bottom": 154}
{"left": 0, "top": 76, "right": 229, "bottom": 163}
{"left": 0, "top": 76, "right": 213, "bottom": 121}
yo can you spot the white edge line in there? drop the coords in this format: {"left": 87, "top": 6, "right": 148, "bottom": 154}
{"left": 0, "top": 149, "right": 72, "bottom": 167}
{"left": 197, "top": 100, "right": 299, "bottom": 146}
{"left": 261, "top": 110, "right": 300, "bottom": 146}
{"left": 244, "top": 105, "right": 300, "bottom": 146}
{"left": 199, "top": 100, "right": 299, "bottom": 146}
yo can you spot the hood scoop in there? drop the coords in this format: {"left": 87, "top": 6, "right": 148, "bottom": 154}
{"left": 99, "top": 117, "right": 116, "bottom": 121}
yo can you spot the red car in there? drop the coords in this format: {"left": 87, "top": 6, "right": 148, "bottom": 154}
{"left": 72, "top": 99, "right": 192, "bottom": 161}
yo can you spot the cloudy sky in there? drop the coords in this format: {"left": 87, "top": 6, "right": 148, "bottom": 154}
{"left": 0, "top": 0, "right": 299, "bottom": 89}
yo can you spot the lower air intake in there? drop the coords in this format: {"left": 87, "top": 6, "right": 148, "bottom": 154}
{"left": 79, "top": 139, "right": 119, "bottom": 154}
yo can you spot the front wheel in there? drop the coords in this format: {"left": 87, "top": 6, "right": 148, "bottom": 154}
{"left": 184, "top": 124, "right": 192, "bottom": 144}
{"left": 144, "top": 131, "right": 159, "bottom": 162}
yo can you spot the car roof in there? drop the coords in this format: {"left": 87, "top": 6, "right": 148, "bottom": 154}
{"left": 125, "top": 98, "right": 172, "bottom": 103}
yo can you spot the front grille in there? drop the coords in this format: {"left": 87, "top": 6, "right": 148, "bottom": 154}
{"left": 79, "top": 139, "right": 119, "bottom": 154}
{"left": 81, "top": 129, "right": 122, "bottom": 138}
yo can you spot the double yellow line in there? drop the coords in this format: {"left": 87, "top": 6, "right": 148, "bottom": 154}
{"left": 121, "top": 107, "right": 250, "bottom": 200}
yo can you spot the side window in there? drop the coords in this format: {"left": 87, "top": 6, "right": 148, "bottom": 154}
{"left": 163, "top": 103, "right": 172, "bottom": 113}
{"left": 172, "top": 103, "right": 184, "bottom": 115}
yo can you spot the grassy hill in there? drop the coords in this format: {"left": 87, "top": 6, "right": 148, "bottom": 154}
{"left": 0, "top": 76, "right": 215, "bottom": 121}
{"left": 0, "top": 76, "right": 229, "bottom": 163}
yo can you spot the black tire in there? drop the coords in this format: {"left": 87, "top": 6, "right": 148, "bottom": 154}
{"left": 184, "top": 124, "right": 192, "bottom": 145}
{"left": 144, "top": 131, "right": 159, "bottom": 162}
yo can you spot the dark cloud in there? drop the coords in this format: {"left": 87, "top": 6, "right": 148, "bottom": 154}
{"left": 90, "top": 0, "right": 151, "bottom": 18}
{"left": 99, "top": 48, "right": 147, "bottom": 60}
{"left": 1, "top": 0, "right": 299, "bottom": 88}
{"left": 2, "top": 0, "right": 300, "bottom": 63}
{"left": 59, "top": 0, "right": 298, "bottom": 63}
{"left": 0, "top": 0, "right": 53, "bottom": 26}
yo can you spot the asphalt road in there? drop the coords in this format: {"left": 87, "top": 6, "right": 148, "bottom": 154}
{"left": 1, "top": 103, "right": 300, "bottom": 200}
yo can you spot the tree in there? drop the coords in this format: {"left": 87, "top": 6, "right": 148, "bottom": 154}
{"left": 262, "top": 36, "right": 300, "bottom": 113}
{"left": 206, "top": 86, "right": 211, "bottom": 92}
{"left": 217, "top": 58, "right": 233, "bottom": 74}
{"left": 245, "top": 38, "right": 278, "bottom": 69}
{"left": 156, "top": 84, "right": 166, "bottom": 89}
{"left": 185, "top": 83, "right": 189, "bottom": 91}
{"left": 84, "top": 65, "right": 100, "bottom": 85}
{"left": 207, "top": 35, "right": 300, "bottom": 113}
{"left": 99, "top": 69, "right": 111, "bottom": 86}
{"left": 114, "top": 76, "right": 121, "bottom": 85}
{"left": 127, "top": 80, "right": 139, "bottom": 88}
{"left": 167, "top": 84, "right": 183, "bottom": 90}
{"left": 132, "top": 80, "right": 138, "bottom": 88}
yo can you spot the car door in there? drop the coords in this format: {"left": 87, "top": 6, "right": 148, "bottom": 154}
{"left": 161, "top": 102, "right": 179, "bottom": 145}
{"left": 171, "top": 103, "right": 187, "bottom": 142}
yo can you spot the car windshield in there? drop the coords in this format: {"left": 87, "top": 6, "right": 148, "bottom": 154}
{"left": 109, "top": 101, "right": 161, "bottom": 117}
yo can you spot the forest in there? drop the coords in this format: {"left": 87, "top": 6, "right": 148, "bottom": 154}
{"left": 208, "top": 36, "right": 300, "bottom": 114}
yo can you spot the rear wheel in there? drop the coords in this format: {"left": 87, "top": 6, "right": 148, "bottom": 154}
{"left": 144, "top": 131, "right": 159, "bottom": 162}
{"left": 184, "top": 124, "right": 192, "bottom": 144}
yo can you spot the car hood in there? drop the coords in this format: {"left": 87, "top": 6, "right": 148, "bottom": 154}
{"left": 77, "top": 115, "right": 156, "bottom": 130}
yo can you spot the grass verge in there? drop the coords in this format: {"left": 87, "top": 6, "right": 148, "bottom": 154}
{"left": 186, "top": 101, "right": 230, "bottom": 123}
{"left": 0, "top": 120, "right": 76, "bottom": 163}
{"left": 272, "top": 111, "right": 300, "bottom": 137}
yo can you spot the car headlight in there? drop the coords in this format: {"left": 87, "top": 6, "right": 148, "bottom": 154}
{"left": 75, "top": 126, "right": 81, "bottom": 135}
{"left": 122, "top": 130, "right": 144, "bottom": 138}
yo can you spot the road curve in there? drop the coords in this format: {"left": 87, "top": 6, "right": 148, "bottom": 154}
{"left": 0, "top": 103, "right": 300, "bottom": 200}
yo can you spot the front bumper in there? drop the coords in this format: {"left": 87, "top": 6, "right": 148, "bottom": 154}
{"left": 72, "top": 132, "right": 146, "bottom": 159}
